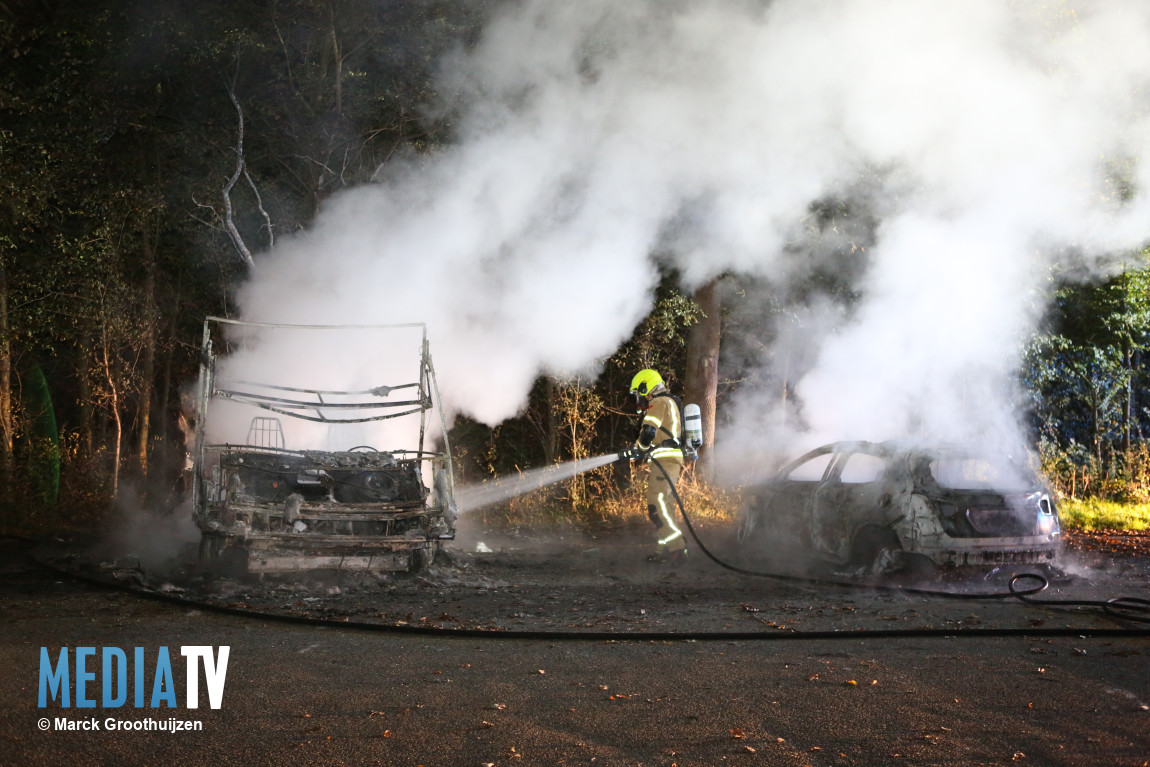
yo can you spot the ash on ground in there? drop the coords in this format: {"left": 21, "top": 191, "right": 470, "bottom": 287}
{"left": 37, "top": 524, "right": 1150, "bottom": 635}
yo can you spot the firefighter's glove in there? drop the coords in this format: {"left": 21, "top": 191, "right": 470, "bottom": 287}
{"left": 619, "top": 447, "right": 648, "bottom": 464}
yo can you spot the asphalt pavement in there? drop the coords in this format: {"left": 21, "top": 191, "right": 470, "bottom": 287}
{"left": 2, "top": 536, "right": 1148, "bottom": 767}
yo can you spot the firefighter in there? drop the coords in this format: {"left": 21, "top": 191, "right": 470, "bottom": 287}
{"left": 622, "top": 368, "right": 688, "bottom": 565}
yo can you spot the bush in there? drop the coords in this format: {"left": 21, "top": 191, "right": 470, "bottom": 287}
{"left": 1058, "top": 498, "right": 1150, "bottom": 531}
{"left": 465, "top": 462, "right": 740, "bottom": 532}
{"left": 1039, "top": 441, "right": 1150, "bottom": 503}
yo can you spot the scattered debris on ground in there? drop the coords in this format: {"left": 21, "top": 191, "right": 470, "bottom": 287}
{"left": 33, "top": 527, "right": 1150, "bottom": 634}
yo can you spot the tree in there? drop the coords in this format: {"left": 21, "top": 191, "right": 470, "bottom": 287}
{"left": 1024, "top": 250, "right": 1150, "bottom": 496}
{"left": 0, "top": 259, "right": 12, "bottom": 491}
{"left": 551, "top": 376, "right": 604, "bottom": 507}
{"left": 683, "top": 276, "right": 722, "bottom": 469}
{"left": 0, "top": 0, "right": 490, "bottom": 519}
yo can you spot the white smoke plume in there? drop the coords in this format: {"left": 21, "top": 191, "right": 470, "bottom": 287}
{"left": 230, "top": 0, "right": 1150, "bottom": 477}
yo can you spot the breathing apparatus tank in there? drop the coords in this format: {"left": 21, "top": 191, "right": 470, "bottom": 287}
{"left": 683, "top": 403, "right": 703, "bottom": 460}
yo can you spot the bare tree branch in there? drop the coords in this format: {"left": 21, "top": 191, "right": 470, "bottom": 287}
{"left": 222, "top": 83, "right": 256, "bottom": 269}
{"left": 243, "top": 165, "right": 274, "bottom": 249}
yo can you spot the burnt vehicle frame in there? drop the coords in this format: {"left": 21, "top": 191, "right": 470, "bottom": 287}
{"left": 735, "top": 440, "right": 1061, "bottom": 574}
{"left": 190, "top": 318, "right": 457, "bottom": 575}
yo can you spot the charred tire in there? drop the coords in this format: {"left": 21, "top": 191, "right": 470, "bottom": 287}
{"left": 198, "top": 536, "right": 220, "bottom": 572}
{"left": 217, "top": 545, "right": 249, "bottom": 579}
{"left": 849, "top": 525, "right": 903, "bottom": 575}
{"left": 198, "top": 535, "right": 232, "bottom": 573}
{"left": 198, "top": 537, "right": 248, "bottom": 579}
{"left": 735, "top": 507, "right": 761, "bottom": 545}
{"left": 899, "top": 553, "right": 939, "bottom": 581}
{"left": 409, "top": 545, "right": 433, "bottom": 573}
{"left": 431, "top": 542, "right": 452, "bottom": 566}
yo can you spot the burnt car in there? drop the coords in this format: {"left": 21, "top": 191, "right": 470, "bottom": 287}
{"left": 735, "top": 441, "right": 1061, "bottom": 574}
{"left": 190, "top": 319, "right": 457, "bottom": 576}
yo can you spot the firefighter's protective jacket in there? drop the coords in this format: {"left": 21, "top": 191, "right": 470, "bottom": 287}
{"left": 635, "top": 392, "right": 683, "bottom": 463}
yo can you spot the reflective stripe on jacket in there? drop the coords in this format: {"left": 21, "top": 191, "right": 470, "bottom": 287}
{"left": 636, "top": 394, "right": 683, "bottom": 461}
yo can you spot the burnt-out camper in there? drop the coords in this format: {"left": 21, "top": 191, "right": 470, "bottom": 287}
{"left": 190, "top": 319, "right": 456, "bottom": 576}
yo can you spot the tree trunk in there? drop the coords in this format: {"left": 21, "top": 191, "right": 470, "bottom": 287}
{"left": 329, "top": 10, "right": 343, "bottom": 116}
{"left": 1124, "top": 337, "right": 1133, "bottom": 455}
{"left": 102, "top": 330, "right": 122, "bottom": 499}
{"left": 684, "top": 277, "right": 722, "bottom": 472}
{"left": 135, "top": 232, "right": 157, "bottom": 483}
{"left": 0, "top": 262, "right": 12, "bottom": 490}
{"left": 78, "top": 336, "right": 94, "bottom": 457}
{"left": 545, "top": 375, "right": 558, "bottom": 464}
{"left": 159, "top": 308, "right": 176, "bottom": 453}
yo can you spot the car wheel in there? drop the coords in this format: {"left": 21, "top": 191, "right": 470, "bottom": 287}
{"left": 735, "top": 507, "right": 760, "bottom": 545}
{"left": 849, "top": 525, "right": 903, "bottom": 575}
{"left": 409, "top": 545, "right": 433, "bottom": 572}
{"left": 217, "top": 545, "right": 249, "bottom": 579}
{"left": 899, "top": 553, "right": 939, "bottom": 581}
{"left": 198, "top": 535, "right": 219, "bottom": 572}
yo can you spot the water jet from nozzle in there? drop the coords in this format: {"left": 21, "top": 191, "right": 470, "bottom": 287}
{"left": 456, "top": 453, "right": 622, "bottom": 512}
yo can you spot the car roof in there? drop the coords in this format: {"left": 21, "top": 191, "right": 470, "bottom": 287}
{"left": 779, "top": 441, "right": 1007, "bottom": 473}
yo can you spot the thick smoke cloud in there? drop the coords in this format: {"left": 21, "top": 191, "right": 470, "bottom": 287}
{"left": 230, "top": 0, "right": 1150, "bottom": 475}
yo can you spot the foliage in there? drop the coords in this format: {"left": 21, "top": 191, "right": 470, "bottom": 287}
{"left": 549, "top": 377, "right": 604, "bottom": 508}
{"left": 468, "top": 462, "right": 740, "bottom": 533}
{"left": 20, "top": 363, "right": 58, "bottom": 507}
{"left": 1039, "top": 439, "right": 1150, "bottom": 504}
{"left": 1026, "top": 250, "right": 1150, "bottom": 502}
{"left": 0, "top": 0, "right": 488, "bottom": 526}
{"left": 1057, "top": 497, "right": 1150, "bottom": 532}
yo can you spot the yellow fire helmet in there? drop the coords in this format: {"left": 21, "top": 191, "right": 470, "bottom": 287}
{"left": 629, "top": 369, "right": 664, "bottom": 397}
